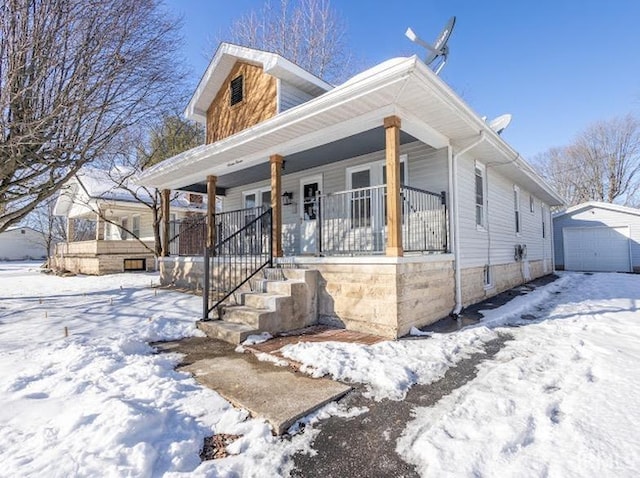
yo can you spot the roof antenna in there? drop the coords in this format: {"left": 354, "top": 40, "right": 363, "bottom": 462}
{"left": 405, "top": 16, "right": 456, "bottom": 75}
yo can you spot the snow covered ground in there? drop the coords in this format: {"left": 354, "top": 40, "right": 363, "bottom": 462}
{"left": 284, "top": 272, "right": 640, "bottom": 477}
{"left": 0, "top": 262, "right": 313, "bottom": 477}
{"left": 2, "top": 262, "right": 639, "bottom": 477}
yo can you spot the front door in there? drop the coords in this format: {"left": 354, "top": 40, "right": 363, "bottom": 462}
{"left": 300, "top": 175, "right": 322, "bottom": 254}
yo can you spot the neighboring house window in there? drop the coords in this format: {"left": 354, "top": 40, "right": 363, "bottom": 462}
{"left": 132, "top": 215, "right": 140, "bottom": 238}
{"left": 514, "top": 186, "right": 521, "bottom": 234}
{"left": 529, "top": 195, "right": 534, "bottom": 212}
{"left": 121, "top": 217, "right": 129, "bottom": 240}
{"left": 541, "top": 206, "right": 546, "bottom": 238}
{"left": 483, "top": 265, "right": 492, "bottom": 288}
{"left": 230, "top": 76, "right": 243, "bottom": 106}
{"left": 475, "top": 162, "right": 486, "bottom": 228}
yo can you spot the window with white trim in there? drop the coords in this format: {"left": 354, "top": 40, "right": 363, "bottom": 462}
{"left": 529, "top": 194, "right": 534, "bottom": 213}
{"left": 475, "top": 162, "right": 486, "bottom": 228}
{"left": 121, "top": 216, "right": 129, "bottom": 240}
{"left": 541, "top": 206, "right": 546, "bottom": 238}
{"left": 132, "top": 215, "right": 140, "bottom": 238}
{"left": 514, "top": 185, "right": 521, "bottom": 234}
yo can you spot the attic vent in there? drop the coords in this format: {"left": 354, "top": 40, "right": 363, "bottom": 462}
{"left": 230, "top": 75, "right": 243, "bottom": 106}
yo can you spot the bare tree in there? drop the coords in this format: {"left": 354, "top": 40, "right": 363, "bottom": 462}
{"left": 224, "top": 0, "right": 354, "bottom": 83}
{"left": 0, "top": 0, "right": 186, "bottom": 233}
{"left": 535, "top": 114, "right": 640, "bottom": 207}
{"left": 70, "top": 116, "right": 205, "bottom": 257}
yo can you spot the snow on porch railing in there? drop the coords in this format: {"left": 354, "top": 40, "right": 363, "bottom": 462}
{"left": 314, "top": 185, "right": 448, "bottom": 255}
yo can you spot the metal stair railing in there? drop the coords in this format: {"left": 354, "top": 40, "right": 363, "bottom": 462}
{"left": 203, "top": 207, "right": 273, "bottom": 320}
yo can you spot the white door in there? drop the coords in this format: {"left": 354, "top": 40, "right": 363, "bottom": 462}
{"left": 300, "top": 175, "right": 322, "bottom": 253}
{"left": 563, "top": 226, "right": 631, "bottom": 272}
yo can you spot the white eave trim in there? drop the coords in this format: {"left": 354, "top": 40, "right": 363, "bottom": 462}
{"left": 554, "top": 201, "right": 640, "bottom": 219}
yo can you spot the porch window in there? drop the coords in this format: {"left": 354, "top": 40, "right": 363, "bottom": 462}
{"left": 132, "top": 215, "right": 140, "bottom": 238}
{"left": 514, "top": 185, "right": 521, "bottom": 234}
{"left": 475, "top": 162, "right": 486, "bottom": 228}
{"left": 121, "top": 217, "right": 129, "bottom": 240}
{"left": 350, "top": 169, "right": 372, "bottom": 228}
{"left": 230, "top": 76, "right": 243, "bottom": 106}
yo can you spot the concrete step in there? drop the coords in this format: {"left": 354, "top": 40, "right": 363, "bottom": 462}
{"left": 223, "top": 305, "right": 274, "bottom": 328}
{"left": 280, "top": 268, "right": 313, "bottom": 281}
{"left": 197, "top": 320, "right": 259, "bottom": 344}
{"left": 242, "top": 291, "right": 292, "bottom": 310}
{"left": 265, "top": 279, "right": 307, "bottom": 296}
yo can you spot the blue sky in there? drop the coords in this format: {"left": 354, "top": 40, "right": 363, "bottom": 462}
{"left": 165, "top": 0, "right": 640, "bottom": 159}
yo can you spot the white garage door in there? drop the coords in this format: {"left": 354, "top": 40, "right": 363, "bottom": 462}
{"left": 563, "top": 226, "right": 631, "bottom": 272}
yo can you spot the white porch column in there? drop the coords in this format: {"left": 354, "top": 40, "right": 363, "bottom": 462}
{"left": 95, "top": 213, "right": 105, "bottom": 240}
{"left": 161, "top": 189, "right": 171, "bottom": 256}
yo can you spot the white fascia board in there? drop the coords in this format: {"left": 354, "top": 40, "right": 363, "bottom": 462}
{"left": 412, "top": 60, "right": 564, "bottom": 206}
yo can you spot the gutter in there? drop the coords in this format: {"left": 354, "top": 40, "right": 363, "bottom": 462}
{"left": 451, "top": 131, "right": 487, "bottom": 316}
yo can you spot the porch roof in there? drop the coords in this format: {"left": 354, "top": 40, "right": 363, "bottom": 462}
{"left": 138, "top": 56, "right": 564, "bottom": 206}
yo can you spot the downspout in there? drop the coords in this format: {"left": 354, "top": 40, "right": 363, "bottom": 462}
{"left": 452, "top": 131, "right": 486, "bottom": 316}
{"left": 550, "top": 209, "right": 556, "bottom": 272}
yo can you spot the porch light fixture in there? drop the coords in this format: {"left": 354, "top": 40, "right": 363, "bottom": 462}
{"left": 282, "top": 191, "right": 293, "bottom": 206}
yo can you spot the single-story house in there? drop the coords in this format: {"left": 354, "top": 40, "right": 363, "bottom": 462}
{"left": 137, "top": 42, "right": 564, "bottom": 341}
{"left": 0, "top": 226, "right": 47, "bottom": 261}
{"left": 53, "top": 168, "right": 207, "bottom": 275}
{"left": 553, "top": 201, "right": 640, "bottom": 273}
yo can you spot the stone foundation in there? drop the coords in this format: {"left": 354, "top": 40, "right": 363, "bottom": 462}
{"left": 293, "top": 255, "right": 455, "bottom": 338}
{"left": 160, "top": 254, "right": 554, "bottom": 339}
{"left": 54, "top": 253, "right": 156, "bottom": 275}
{"left": 460, "top": 259, "right": 552, "bottom": 306}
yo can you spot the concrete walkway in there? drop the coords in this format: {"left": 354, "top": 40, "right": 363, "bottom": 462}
{"left": 290, "top": 334, "right": 511, "bottom": 477}
{"left": 155, "top": 337, "right": 350, "bottom": 434}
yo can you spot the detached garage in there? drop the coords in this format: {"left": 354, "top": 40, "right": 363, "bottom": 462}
{"left": 553, "top": 202, "right": 640, "bottom": 273}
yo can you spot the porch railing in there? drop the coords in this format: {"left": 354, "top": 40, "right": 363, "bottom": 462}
{"left": 315, "top": 185, "right": 448, "bottom": 255}
{"left": 168, "top": 206, "right": 265, "bottom": 256}
{"left": 203, "top": 207, "right": 273, "bottom": 319}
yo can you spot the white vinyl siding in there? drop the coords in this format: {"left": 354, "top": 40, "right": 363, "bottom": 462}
{"left": 456, "top": 153, "right": 553, "bottom": 269}
{"left": 553, "top": 205, "right": 640, "bottom": 271}
{"left": 222, "top": 141, "right": 445, "bottom": 254}
{"left": 278, "top": 80, "right": 316, "bottom": 112}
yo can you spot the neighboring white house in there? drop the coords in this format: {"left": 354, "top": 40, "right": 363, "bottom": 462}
{"left": 137, "top": 42, "right": 564, "bottom": 341}
{"left": 553, "top": 201, "right": 640, "bottom": 273}
{"left": 53, "top": 167, "right": 207, "bottom": 275}
{"left": 0, "top": 226, "right": 47, "bottom": 261}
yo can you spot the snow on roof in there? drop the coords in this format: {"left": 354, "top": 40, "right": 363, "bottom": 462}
{"left": 553, "top": 201, "right": 640, "bottom": 218}
{"left": 59, "top": 167, "right": 205, "bottom": 213}
{"left": 335, "top": 57, "right": 411, "bottom": 89}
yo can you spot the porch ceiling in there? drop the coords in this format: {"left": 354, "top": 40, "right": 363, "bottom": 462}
{"left": 180, "top": 127, "right": 417, "bottom": 193}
